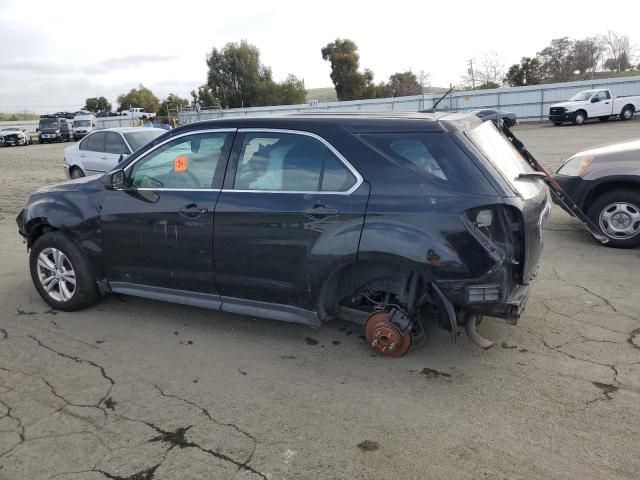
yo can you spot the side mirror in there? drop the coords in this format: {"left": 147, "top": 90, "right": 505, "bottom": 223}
{"left": 591, "top": 97, "right": 600, "bottom": 103}
{"left": 118, "top": 153, "right": 124, "bottom": 163}
{"left": 92, "top": 123, "right": 96, "bottom": 127}
{"left": 36, "top": 128, "right": 39, "bottom": 132}
{"left": 104, "top": 169, "right": 125, "bottom": 190}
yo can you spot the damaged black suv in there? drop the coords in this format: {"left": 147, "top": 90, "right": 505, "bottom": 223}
{"left": 17, "top": 113, "right": 549, "bottom": 356}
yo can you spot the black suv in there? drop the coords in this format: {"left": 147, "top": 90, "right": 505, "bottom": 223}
{"left": 17, "top": 113, "right": 549, "bottom": 356}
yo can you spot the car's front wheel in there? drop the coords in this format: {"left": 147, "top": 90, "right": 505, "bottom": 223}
{"left": 29, "top": 232, "right": 100, "bottom": 310}
{"left": 588, "top": 190, "right": 640, "bottom": 248}
{"left": 70, "top": 167, "right": 85, "bottom": 179}
{"left": 573, "top": 111, "right": 586, "bottom": 125}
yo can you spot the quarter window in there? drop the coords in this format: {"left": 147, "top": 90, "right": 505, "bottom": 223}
{"left": 233, "top": 132, "right": 355, "bottom": 192}
{"left": 128, "top": 132, "right": 230, "bottom": 189}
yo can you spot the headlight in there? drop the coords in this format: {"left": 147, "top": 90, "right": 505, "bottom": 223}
{"left": 17, "top": 133, "right": 24, "bottom": 138}
{"left": 556, "top": 155, "right": 593, "bottom": 176}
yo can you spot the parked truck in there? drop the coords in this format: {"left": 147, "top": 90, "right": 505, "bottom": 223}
{"left": 121, "top": 107, "right": 155, "bottom": 120}
{"left": 549, "top": 89, "right": 640, "bottom": 125}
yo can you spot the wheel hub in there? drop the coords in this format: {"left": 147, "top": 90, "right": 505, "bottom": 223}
{"left": 599, "top": 201, "right": 640, "bottom": 239}
{"left": 364, "top": 311, "right": 412, "bottom": 357}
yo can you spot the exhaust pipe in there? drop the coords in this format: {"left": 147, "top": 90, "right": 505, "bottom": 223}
{"left": 465, "top": 314, "right": 494, "bottom": 349}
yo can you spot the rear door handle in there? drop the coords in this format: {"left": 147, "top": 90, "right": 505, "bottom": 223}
{"left": 179, "top": 204, "right": 209, "bottom": 218}
{"left": 305, "top": 203, "right": 339, "bottom": 215}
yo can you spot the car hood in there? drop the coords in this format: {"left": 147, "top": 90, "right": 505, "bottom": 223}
{"left": 34, "top": 174, "right": 103, "bottom": 194}
{"left": 573, "top": 138, "right": 640, "bottom": 159}
{"left": 550, "top": 101, "right": 585, "bottom": 110}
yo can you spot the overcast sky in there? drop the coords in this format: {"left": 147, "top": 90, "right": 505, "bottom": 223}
{"left": 1, "top": 0, "right": 639, "bottom": 113}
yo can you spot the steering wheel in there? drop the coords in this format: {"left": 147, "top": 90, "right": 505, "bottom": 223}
{"left": 169, "top": 169, "right": 200, "bottom": 188}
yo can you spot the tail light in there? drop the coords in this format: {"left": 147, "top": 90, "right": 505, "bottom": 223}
{"left": 463, "top": 205, "right": 524, "bottom": 270}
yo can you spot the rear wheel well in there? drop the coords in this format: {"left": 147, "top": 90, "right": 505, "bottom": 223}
{"left": 583, "top": 181, "right": 640, "bottom": 212}
{"left": 318, "top": 260, "right": 424, "bottom": 322}
{"left": 621, "top": 104, "right": 635, "bottom": 113}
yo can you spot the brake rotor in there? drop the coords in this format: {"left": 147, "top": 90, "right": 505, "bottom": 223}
{"left": 364, "top": 311, "right": 412, "bottom": 357}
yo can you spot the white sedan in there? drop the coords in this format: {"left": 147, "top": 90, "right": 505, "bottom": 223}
{"left": 63, "top": 127, "right": 166, "bottom": 178}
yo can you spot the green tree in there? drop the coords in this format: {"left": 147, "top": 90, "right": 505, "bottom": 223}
{"left": 205, "top": 40, "right": 270, "bottom": 108}
{"left": 538, "top": 37, "right": 574, "bottom": 81}
{"left": 275, "top": 74, "right": 307, "bottom": 105}
{"left": 190, "top": 85, "right": 219, "bottom": 108}
{"left": 116, "top": 84, "right": 160, "bottom": 113}
{"left": 83, "top": 96, "right": 112, "bottom": 113}
{"left": 477, "top": 81, "right": 500, "bottom": 89}
{"left": 204, "top": 41, "right": 304, "bottom": 108}
{"left": 504, "top": 57, "right": 543, "bottom": 86}
{"left": 384, "top": 71, "right": 423, "bottom": 97}
{"left": 321, "top": 38, "right": 377, "bottom": 101}
{"left": 158, "top": 93, "right": 190, "bottom": 116}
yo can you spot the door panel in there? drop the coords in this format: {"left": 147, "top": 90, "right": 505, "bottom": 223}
{"left": 80, "top": 132, "right": 107, "bottom": 174}
{"left": 100, "top": 130, "right": 234, "bottom": 294}
{"left": 213, "top": 130, "right": 368, "bottom": 310}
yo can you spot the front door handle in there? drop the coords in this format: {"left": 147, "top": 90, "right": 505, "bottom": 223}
{"left": 179, "top": 204, "right": 209, "bottom": 218}
{"left": 305, "top": 203, "right": 339, "bottom": 215}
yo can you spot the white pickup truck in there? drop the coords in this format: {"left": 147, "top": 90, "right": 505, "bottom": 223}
{"left": 548, "top": 89, "right": 640, "bottom": 125}
{"left": 121, "top": 107, "right": 156, "bottom": 120}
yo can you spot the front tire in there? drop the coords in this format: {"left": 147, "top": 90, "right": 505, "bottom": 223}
{"left": 29, "top": 232, "right": 99, "bottom": 311}
{"left": 587, "top": 190, "right": 640, "bottom": 248}
{"left": 573, "top": 111, "right": 586, "bottom": 125}
{"left": 70, "top": 167, "right": 85, "bottom": 179}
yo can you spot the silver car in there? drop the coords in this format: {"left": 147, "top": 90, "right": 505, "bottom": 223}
{"left": 63, "top": 127, "right": 166, "bottom": 178}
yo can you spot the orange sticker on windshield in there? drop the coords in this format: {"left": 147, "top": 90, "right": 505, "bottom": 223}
{"left": 174, "top": 155, "right": 188, "bottom": 172}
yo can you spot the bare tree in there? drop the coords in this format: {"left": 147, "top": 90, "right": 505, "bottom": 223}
{"left": 604, "top": 31, "right": 634, "bottom": 72}
{"left": 462, "top": 52, "right": 504, "bottom": 89}
{"left": 571, "top": 36, "right": 605, "bottom": 78}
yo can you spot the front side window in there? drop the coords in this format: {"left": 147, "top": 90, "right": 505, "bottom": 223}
{"left": 234, "top": 132, "right": 355, "bottom": 192}
{"left": 128, "top": 132, "right": 230, "bottom": 189}
{"left": 594, "top": 90, "right": 610, "bottom": 101}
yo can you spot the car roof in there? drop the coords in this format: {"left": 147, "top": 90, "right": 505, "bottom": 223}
{"left": 89, "top": 127, "right": 166, "bottom": 134}
{"left": 172, "top": 112, "right": 482, "bottom": 135}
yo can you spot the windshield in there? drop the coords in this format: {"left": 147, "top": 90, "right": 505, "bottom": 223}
{"left": 467, "top": 121, "right": 541, "bottom": 199}
{"left": 39, "top": 119, "right": 59, "bottom": 130}
{"left": 569, "top": 91, "right": 594, "bottom": 101}
{"left": 73, "top": 120, "right": 91, "bottom": 127}
{"left": 124, "top": 130, "right": 164, "bottom": 152}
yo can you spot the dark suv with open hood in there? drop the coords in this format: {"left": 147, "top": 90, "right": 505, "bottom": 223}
{"left": 16, "top": 113, "right": 549, "bottom": 356}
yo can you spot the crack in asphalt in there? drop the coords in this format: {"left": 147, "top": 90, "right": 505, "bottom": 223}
{"left": 152, "top": 383, "right": 260, "bottom": 466}
{"left": 1, "top": 330, "right": 268, "bottom": 479}
{"left": 118, "top": 415, "right": 267, "bottom": 480}
{"left": 27, "top": 335, "right": 115, "bottom": 408}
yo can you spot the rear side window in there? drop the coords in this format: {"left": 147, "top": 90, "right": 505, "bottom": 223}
{"left": 104, "top": 132, "right": 129, "bottom": 154}
{"left": 359, "top": 132, "right": 495, "bottom": 195}
{"left": 234, "top": 132, "right": 356, "bottom": 192}
{"left": 80, "top": 132, "right": 106, "bottom": 152}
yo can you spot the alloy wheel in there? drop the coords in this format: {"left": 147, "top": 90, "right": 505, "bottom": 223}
{"left": 599, "top": 202, "right": 640, "bottom": 240}
{"left": 36, "top": 248, "right": 76, "bottom": 302}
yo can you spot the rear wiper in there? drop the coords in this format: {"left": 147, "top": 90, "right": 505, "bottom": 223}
{"left": 500, "top": 123, "right": 608, "bottom": 244}
{"left": 516, "top": 172, "right": 547, "bottom": 181}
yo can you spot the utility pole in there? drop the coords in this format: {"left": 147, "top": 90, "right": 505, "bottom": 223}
{"left": 468, "top": 59, "right": 476, "bottom": 89}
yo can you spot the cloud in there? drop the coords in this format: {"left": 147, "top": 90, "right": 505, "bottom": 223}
{"left": 82, "top": 54, "right": 180, "bottom": 74}
{"left": 1, "top": 55, "right": 179, "bottom": 76}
